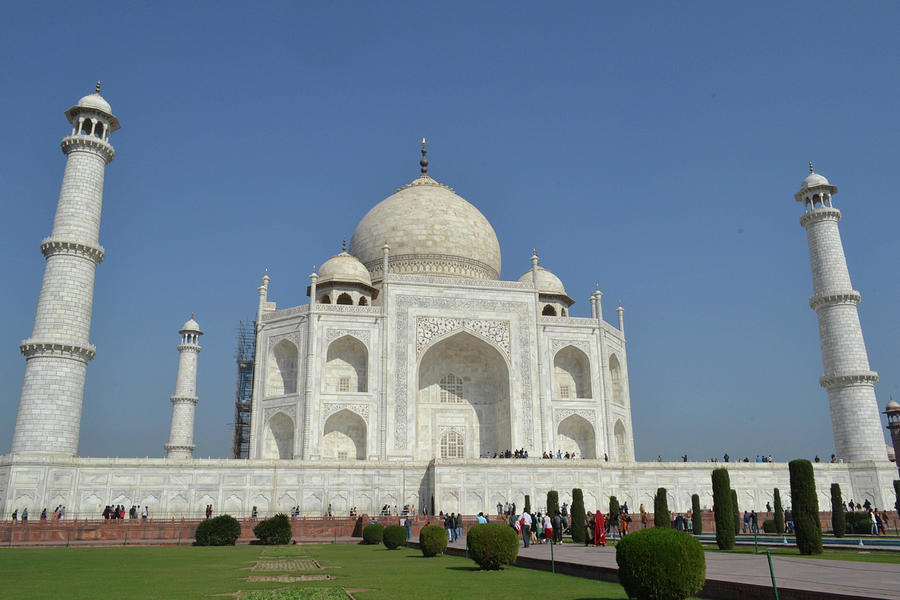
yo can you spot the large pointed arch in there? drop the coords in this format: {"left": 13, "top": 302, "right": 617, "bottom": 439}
{"left": 322, "top": 409, "right": 367, "bottom": 460}
{"left": 325, "top": 335, "right": 368, "bottom": 392}
{"left": 266, "top": 339, "right": 298, "bottom": 397}
{"left": 609, "top": 353, "right": 625, "bottom": 405}
{"left": 553, "top": 345, "right": 592, "bottom": 398}
{"left": 557, "top": 414, "right": 596, "bottom": 458}
{"left": 614, "top": 419, "right": 627, "bottom": 461}
{"left": 263, "top": 412, "right": 295, "bottom": 459}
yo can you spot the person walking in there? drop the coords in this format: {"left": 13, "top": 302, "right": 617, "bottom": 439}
{"left": 519, "top": 510, "right": 532, "bottom": 548}
{"left": 454, "top": 513, "right": 462, "bottom": 541}
{"left": 542, "top": 513, "right": 553, "bottom": 544}
{"left": 11, "top": 509, "right": 18, "bottom": 522}
{"left": 594, "top": 510, "right": 606, "bottom": 546}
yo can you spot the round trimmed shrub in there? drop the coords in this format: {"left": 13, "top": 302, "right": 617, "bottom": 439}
{"left": 654, "top": 488, "right": 670, "bottom": 528}
{"left": 362, "top": 522, "right": 384, "bottom": 545}
{"left": 773, "top": 488, "right": 784, "bottom": 534}
{"left": 691, "top": 494, "right": 703, "bottom": 535}
{"left": 711, "top": 468, "right": 734, "bottom": 550}
{"left": 382, "top": 524, "right": 407, "bottom": 549}
{"left": 419, "top": 524, "right": 448, "bottom": 557}
{"left": 616, "top": 528, "right": 706, "bottom": 600}
{"left": 194, "top": 514, "right": 241, "bottom": 546}
{"left": 571, "top": 489, "right": 586, "bottom": 543}
{"left": 762, "top": 519, "right": 776, "bottom": 533}
{"left": 466, "top": 523, "right": 519, "bottom": 570}
{"left": 253, "top": 513, "right": 292, "bottom": 545}
{"left": 789, "top": 459, "right": 822, "bottom": 555}
{"left": 831, "top": 483, "right": 845, "bottom": 537}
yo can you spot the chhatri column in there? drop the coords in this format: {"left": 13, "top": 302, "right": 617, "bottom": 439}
{"left": 797, "top": 164, "right": 885, "bottom": 462}
{"left": 11, "top": 83, "right": 120, "bottom": 455}
{"left": 165, "top": 316, "right": 203, "bottom": 459}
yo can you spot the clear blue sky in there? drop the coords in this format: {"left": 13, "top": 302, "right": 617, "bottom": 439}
{"left": 1, "top": 1, "right": 897, "bottom": 461}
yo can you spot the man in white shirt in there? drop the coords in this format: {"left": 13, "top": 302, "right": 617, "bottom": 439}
{"left": 519, "top": 510, "right": 532, "bottom": 548}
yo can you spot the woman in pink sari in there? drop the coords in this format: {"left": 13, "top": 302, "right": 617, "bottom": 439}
{"left": 594, "top": 510, "right": 606, "bottom": 546}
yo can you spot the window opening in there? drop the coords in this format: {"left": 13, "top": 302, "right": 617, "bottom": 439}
{"left": 439, "top": 374, "right": 463, "bottom": 403}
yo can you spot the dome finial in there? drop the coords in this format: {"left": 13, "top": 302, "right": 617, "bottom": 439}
{"left": 95, "top": 81, "right": 101, "bottom": 94}
{"left": 420, "top": 137, "right": 428, "bottom": 174}
{"left": 809, "top": 161, "right": 814, "bottom": 173}
{"left": 342, "top": 238, "right": 346, "bottom": 252}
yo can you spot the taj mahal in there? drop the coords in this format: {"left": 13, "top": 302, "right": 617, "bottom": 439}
{"left": 0, "top": 87, "right": 895, "bottom": 519}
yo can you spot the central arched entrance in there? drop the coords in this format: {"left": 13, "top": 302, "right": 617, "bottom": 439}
{"left": 416, "top": 331, "right": 511, "bottom": 459}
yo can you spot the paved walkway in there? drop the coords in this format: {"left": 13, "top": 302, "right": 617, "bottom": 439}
{"left": 448, "top": 538, "right": 900, "bottom": 599}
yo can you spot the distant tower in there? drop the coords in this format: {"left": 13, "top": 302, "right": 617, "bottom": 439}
{"left": 165, "top": 316, "right": 203, "bottom": 459}
{"left": 10, "top": 84, "right": 120, "bottom": 455}
{"left": 884, "top": 399, "right": 900, "bottom": 474}
{"left": 797, "top": 165, "right": 885, "bottom": 462}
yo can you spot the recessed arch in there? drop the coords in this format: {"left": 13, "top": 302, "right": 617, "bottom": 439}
{"left": 336, "top": 292, "right": 353, "bottom": 305}
{"left": 614, "top": 419, "right": 627, "bottom": 461}
{"left": 554, "top": 345, "right": 592, "bottom": 398}
{"left": 263, "top": 412, "right": 294, "bottom": 459}
{"left": 557, "top": 414, "right": 596, "bottom": 458}
{"left": 319, "top": 294, "right": 331, "bottom": 304}
{"left": 609, "top": 353, "right": 625, "bottom": 405}
{"left": 266, "top": 339, "right": 298, "bottom": 396}
{"left": 322, "top": 409, "right": 367, "bottom": 460}
{"left": 542, "top": 304, "right": 557, "bottom": 316}
{"left": 358, "top": 296, "right": 368, "bottom": 306}
{"left": 325, "top": 335, "right": 368, "bottom": 392}
{"left": 417, "top": 330, "right": 511, "bottom": 459}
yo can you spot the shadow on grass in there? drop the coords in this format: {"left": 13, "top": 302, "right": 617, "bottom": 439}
{"left": 445, "top": 566, "right": 481, "bottom": 572}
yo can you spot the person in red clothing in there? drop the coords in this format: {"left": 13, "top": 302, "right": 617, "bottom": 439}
{"left": 594, "top": 510, "right": 606, "bottom": 546}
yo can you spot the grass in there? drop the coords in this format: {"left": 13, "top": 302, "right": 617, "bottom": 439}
{"left": 705, "top": 545, "right": 900, "bottom": 564}
{"left": 0, "top": 543, "right": 630, "bottom": 599}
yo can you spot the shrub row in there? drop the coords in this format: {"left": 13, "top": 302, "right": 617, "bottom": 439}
{"left": 254, "top": 514, "right": 292, "bottom": 545}
{"left": 194, "top": 514, "right": 242, "bottom": 546}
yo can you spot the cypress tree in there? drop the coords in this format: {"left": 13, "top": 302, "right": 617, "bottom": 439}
{"left": 731, "top": 489, "right": 740, "bottom": 535}
{"left": 789, "top": 459, "right": 822, "bottom": 554}
{"left": 830, "top": 483, "right": 845, "bottom": 537}
{"left": 571, "top": 489, "right": 586, "bottom": 543}
{"left": 711, "top": 468, "right": 734, "bottom": 550}
{"left": 691, "top": 494, "right": 703, "bottom": 535}
{"left": 654, "top": 487, "right": 670, "bottom": 527}
{"left": 524, "top": 495, "right": 531, "bottom": 515}
{"left": 547, "top": 490, "right": 559, "bottom": 516}
{"left": 609, "top": 495, "right": 620, "bottom": 528}
{"left": 773, "top": 488, "right": 784, "bottom": 534}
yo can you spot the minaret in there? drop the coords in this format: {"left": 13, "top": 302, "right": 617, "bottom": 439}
{"left": 10, "top": 83, "right": 119, "bottom": 455}
{"left": 165, "top": 316, "right": 203, "bottom": 459}
{"left": 797, "top": 164, "right": 885, "bottom": 462}
{"left": 884, "top": 399, "right": 900, "bottom": 475}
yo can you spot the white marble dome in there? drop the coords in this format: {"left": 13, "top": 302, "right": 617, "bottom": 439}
{"left": 801, "top": 171, "right": 830, "bottom": 189}
{"left": 180, "top": 316, "right": 201, "bottom": 333}
{"left": 77, "top": 92, "right": 112, "bottom": 114}
{"left": 349, "top": 174, "right": 502, "bottom": 281}
{"left": 317, "top": 251, "right": 372, "bottom": 287}
{"left": 518, "top": 266, "right": 567, "bottom": 295}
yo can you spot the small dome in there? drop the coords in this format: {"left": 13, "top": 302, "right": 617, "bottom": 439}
{"left": 317, "top": 251, "right": 373, "bottom": 287}
{"left": 801, "top": 171, "right": 830, "bottom": 189}
{"left": 519, "top": 266, "right": 567, "bottom": 296}
{"left": 77, "top": 92, "right": 112, "bottom": 114}
{"left": 180, "top": 316, "right": 201, "bottom": 333}
{"left": 886, "top": 399, "right": 900, "bottom": 410}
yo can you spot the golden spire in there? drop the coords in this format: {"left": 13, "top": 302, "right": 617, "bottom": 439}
{"left": 420, "top": 137, "right": 428, "bottom": 175}
{"left": 95, "top": 81, "right": 101, "bottom": 94}
{"left": 809, "top": 161, "right": 814, "bottom": 173}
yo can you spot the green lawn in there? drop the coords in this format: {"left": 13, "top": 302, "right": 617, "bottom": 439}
{"left": 705, "top": 545, "right": 900, "bottom": 564}
{"left": 0, "top": 543, "right": 630, "bottom": 599}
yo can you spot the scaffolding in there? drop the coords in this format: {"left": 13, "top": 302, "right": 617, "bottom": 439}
{"left": 231, "top": 320, "right": 256, "bottom": 458}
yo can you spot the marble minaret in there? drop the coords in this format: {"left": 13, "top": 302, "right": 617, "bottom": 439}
{"left": 797, "top": 164, "right": 885, "bottom": 462}
{"left": 165, "top": 316, "right": 203, "bottom": 458}
{"left": 11, "top": 84, "right": 119, "bottom": 455}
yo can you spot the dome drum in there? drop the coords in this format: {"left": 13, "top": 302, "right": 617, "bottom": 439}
{"left": 364, "top": 253, "right": 499, "bottom": 282}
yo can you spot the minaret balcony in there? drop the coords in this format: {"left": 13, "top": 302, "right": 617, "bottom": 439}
{"left": 809, "top": 290, "right": 861, "bottom": 310}
{"left": 819, "top": 371, "right": 879, "bottom": 388}
{"left": 60, "top": 135, "right": 115, "bottom": 163}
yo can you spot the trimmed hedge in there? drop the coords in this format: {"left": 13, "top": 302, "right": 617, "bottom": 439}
{"left": 762, "top": 519, "right": 776, "bottom": 533}
{"left": 194, "top": 514, "right": 241, "bottom": 546}
{"left": 616, "top": 528, "right": 706, "bottom": 600}
{"left": 844, "top": 511, "right": 873, "bottom": 534}
{"left": 382, "top": 524, "right": 407, "bottom": 549}
{"left": 419, "top": 524, "right": 448, "bottom": 557}
{"left": 691, "top": 494, "right": 702, "bottom": 535}
{"left": 773, "top": 488, "right": 784, "bottom": 534}
{"left": 609, "top": 496, "right": 620, "bottom": 527}
{"left": 547, "top": 490, "right": 559, "bottom": 516}
{"left": 466, "top": 523, "right": 519, "bottom": 570}
{"left": 362, "top": 523, "right": 384, "bottom": 545}
{"left": 711, "top": 469, "right": 734, "bottom": 550}
{"left": 789, "top": 459, "right": 822, "bottom": 554}
{"left": 654, "top": 488, "right": 669, "bottom": 528}
{"left": 253, "top": 513, "right": 292, "bottom": 545}
{"left": 831, "top": 483, "right": 845, "bottom": 537}
{"left": 571, "top": 489, "right": 586, "bottom": 543}
{"left": 731, "top": 489, "right": 740, "bottom": 535}
{"left": 524, "top": 494, "right": 531, "bottom": 515}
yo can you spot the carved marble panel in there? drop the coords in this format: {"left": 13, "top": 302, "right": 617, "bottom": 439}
{"left": 322, "top": 402, "right": 370, "bottom": 423}
{"left": 416, "top": 317, "right": 510, "bottom": 358}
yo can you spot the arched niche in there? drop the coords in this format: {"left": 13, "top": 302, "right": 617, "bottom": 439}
{"left": 266, "top": 339, "right": 298, "bottom": 397}
{"left": 325, "top": 335, "right": 368, "bottom": 392}
{"left": 417, "top": 331, "right": 511, "bottom": 458}
{"left": 542, "top": 304, "right": 557, "bottom": 316}
{"left": 557, "top": 414, "right": 596, "bottom": 458}
{"left": 336, "top": 293, "right": 353, "bottom": 305}
{"left": 322, "top": 409, "right": 367, "bottom": 460}
{"left": 609, "top": 353, "right": 625, "bottom": 405}
{"left": 614, "top": 419, "right": 627, "bottom": 461}
{"left": 263, "top": 412, "right": 295, "bottom": 459}
{"left": 553, "top": 345, "right": 592, "bottom": 399}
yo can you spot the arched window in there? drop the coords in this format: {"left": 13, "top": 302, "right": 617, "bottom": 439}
{"left": 358, "top": 297, "right": 368, "bottom": 306}
{"left": 325, "top": 335, "right": 368, "bottom": 392}
{"left": 561, "top": 308, "right": 567, "bottom": 317}
{"left": 439, "top": 374, "right": 463, "bottom": 403}
{"left": 554, "top": 345, "right": 592, "bottom": 398}
{"left": 319, "top": 294, "right": 331, "bottom": 304}
{"left": 440, "top": 430, "right": 464, "bottom": 459}
{"left": 336, "top": 293, "right": 353, "bottom": 305}
{"left": 609, "top": 354, "right": 625, "bottom": 405}
{"left": 266, "top": 339, "right": 298, "bottom": 397}
{"left": 614, "top": 420, "right": 627, "bottom": 461}
{"left": 542, "top": 304, "right": 557, "bottom": 316}
{"left": 263, "top": 413, "right": 295, "bottom": 459}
